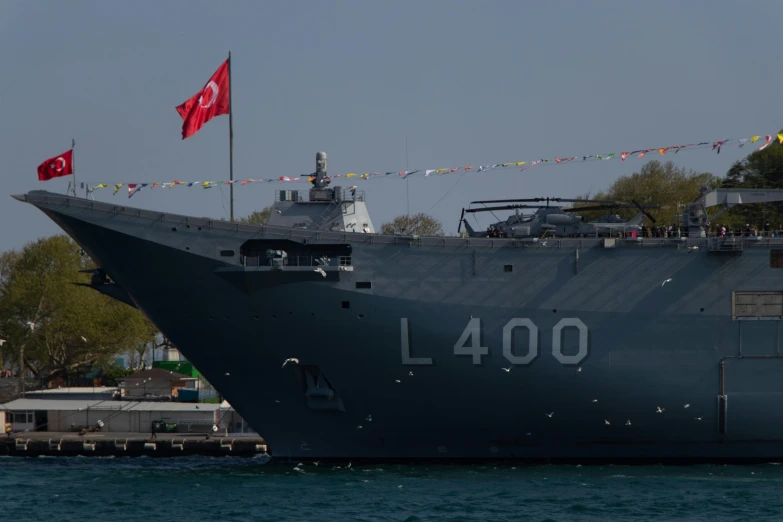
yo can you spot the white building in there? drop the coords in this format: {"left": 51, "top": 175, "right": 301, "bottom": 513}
{"left": 0, "top": 398, "right": 248, "bottom": 434}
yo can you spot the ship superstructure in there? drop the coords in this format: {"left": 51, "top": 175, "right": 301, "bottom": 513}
{"left": 14, "top": 154, "right": 783, "bottom": 462}
{"left": 265, "top": 152, "right": 375, "bottom": 234}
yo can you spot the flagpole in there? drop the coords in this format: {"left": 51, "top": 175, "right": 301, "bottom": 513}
{"left": 71, "top": 138, "right": 77, "bottom": 197}
{"left": 228, "top": 51, "right": 234, "bottom": 222}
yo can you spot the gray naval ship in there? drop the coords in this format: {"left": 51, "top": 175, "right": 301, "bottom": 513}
{"left": 13, "top": 151, "right": 783, "bottom": 462}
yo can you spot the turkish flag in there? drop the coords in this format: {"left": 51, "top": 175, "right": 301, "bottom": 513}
{"left": 176, "top": 59, "right": 230, "bottom": 139}
{"left": 37, "top": 149, "right": 73, "bottom": 181}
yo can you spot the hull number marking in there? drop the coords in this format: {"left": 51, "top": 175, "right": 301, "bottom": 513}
{"left": 401, "top": 317, "right": 589, "bottom": 366}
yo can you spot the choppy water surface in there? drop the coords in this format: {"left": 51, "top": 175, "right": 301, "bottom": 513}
{"left": 3, "top": 457, "right": 783, "bottom": 521}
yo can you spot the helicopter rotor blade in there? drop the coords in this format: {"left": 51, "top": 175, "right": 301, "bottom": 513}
{"left": 470, "top": 197, "right": 618, "bottom": 205}
{"left": 465, "top": 205, "right": 542, "bottom": 213}
{"left": 632, "top": 199, "right": 658, "bottom": 224}
{"left": 562, "top": 204, "right": 640, "bottom": 213}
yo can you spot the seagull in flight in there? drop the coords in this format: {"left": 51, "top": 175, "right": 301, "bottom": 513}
{"left": 625, "top": 420, "right": 632, "bottom": 426}
{"left": 661, "top": 278, "right": 673, "bottom": 287}
{"left": 356, "top": 425, "right": 363, "bottom": 429}
{"left": 684, "top": 404, "right": 690, "bottom": 409}
{"left": 408, "top": 371, "right": 414, "bottom": 376}
{"left": 282, "top": 358, "right": 299, "bottom": 368}
{"left": 604, "top": 419, "right": 611, "bottom": 425}
{"left": 394, "top": 379, "right": 401, "bottom": 383}
{"left": 26, "top": 321, "right": 37, "bottom": 331}
{"left": 694, "top": 417, "right": 703, "bottom": 421}
{"left": 546, "top": 412, "right": 554, "bottom": 418}
{"left": 365, "top": 415, "right": 372, "bottom": 422}
{"left": 0, "top": 339, "right": 5, "bottom": 346}
{"left": 81, "top": 336, "right": 87, "bottom": 343}
{"left": 501, "top": 367, "right": 511, "bottom": 372}
{"left": 656, "top": 406, "right": 665, "bottom": 413}
{"left": 314, "top": 267, "right": 327, "bottom": 278}
{"left": 592, "top": 399, "right": 598, "bottom": 403}
{"left": 224, "top": 372, "right": 230, "bottom": 376}
{"left": 576, "top": 367, "right": 582, "bottom": 373}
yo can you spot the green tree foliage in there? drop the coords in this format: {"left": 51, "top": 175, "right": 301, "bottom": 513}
{"left": 238, "top": 206, "right": 272, "bottom": 225}
{"left": 0, "top": 235, "right": 158, "bottom": 384}
{"left": 571, "top": 160, "right": 720, "bottom": 226}
{"left": 380, "top": 213, "right": 444, "bottom": 236}
{"left": 721, "top": 132, "right": 783, "bottom": 229}
{"left": 100, "top": 366, "right": 135, "bottom": 387}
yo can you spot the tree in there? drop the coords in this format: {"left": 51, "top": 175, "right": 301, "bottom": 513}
{"left": 100, "top": 366, "right": 135, "bottom": 387}
{"left": 571, "top": 160, "right": 720, "bottom": 226}
{"left": 380, "top": 213, "right": 444, "bottom": 236}
{"left": 721, "top": 131, "right": 783, "bottom": 228}
{"left": 238, "top": 206, "right": 272, "bottom": 225}
{"left": 0, "top": 235, "right": 159, "bottom": 387}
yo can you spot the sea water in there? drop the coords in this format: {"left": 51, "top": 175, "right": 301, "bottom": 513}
{"left": 2, "top": 457, "right": 783, "bottom": 521}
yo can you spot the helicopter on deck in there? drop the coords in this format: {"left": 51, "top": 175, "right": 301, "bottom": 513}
{"left": 459, "top": 197, "right": 659, "bottom": 238}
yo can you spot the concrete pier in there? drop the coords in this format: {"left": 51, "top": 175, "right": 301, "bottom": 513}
{"left": 0, "top": 432, "right": 269, "bottom": 458}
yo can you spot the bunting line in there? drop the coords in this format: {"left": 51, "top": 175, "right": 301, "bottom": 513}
{"left": 85, "top": 132, "right": 783, "bottom": 198}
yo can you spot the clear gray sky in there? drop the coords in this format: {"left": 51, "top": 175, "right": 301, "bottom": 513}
{"left": 1, "top": 0, "right": 781, "bottom": 252}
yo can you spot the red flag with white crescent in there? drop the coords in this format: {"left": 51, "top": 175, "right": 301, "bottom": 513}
{"left": 37, "top": 149, "right": 73, "bottom": 181}
{"left": 176, "top": 59, "right": 230, "bottom": 139}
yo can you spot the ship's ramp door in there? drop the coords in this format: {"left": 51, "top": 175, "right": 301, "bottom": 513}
{"left": 720, "top": 291, "right": 783, "bottom": 440}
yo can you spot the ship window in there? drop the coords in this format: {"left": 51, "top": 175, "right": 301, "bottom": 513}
{"left": 356, "top": 282, "right": 372, "bottom": 289}
{"left": 341, "top": 301, "right": 350, "bottom": 309}
{"left": 504, "top": 264, "right": 513, "bottom": 272}
{"left": 220, "top": 250, "right": 235, "bottom": 257}
{"left": 239, "top": 239, "right": 351, "bottom": 267}
{"left": 771, "top": 250, "right": 783, "bottom": 268}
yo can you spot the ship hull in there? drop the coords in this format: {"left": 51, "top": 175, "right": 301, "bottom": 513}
{"left": 15, "top": 191, "right": 783, "bottom": 461}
